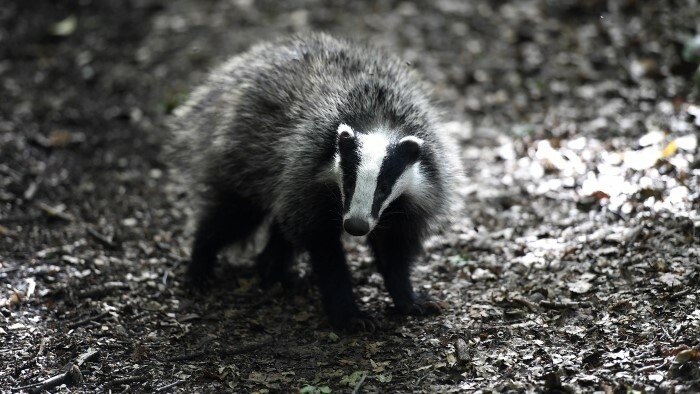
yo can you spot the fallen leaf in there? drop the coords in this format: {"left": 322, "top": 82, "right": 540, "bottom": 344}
{"left": 591, "top": 190, "right": 611, "bottom": 200}
{"left": 472, "top": 268, "right": 496, "bottom": 281}
{"left": 293, "top": 311, "right": 312, "bottom": 322}
{"left": 661, "top": 140, "right": 677, "bottom": 158}
{"left": 683, "top": 35, "right": 700, "bottom": 63}
{"left": 51, "top": 15, "right": 77, "bottom": 36}
{"left": 0, "top": 225, "right": 13, "bottom": 237}
{"left": 568, "top": 280, "right": 593, "bottom": 294}
{"left": 624, "top": 147, "right": 660, "bottom": 170}
{"left": 675, "top": 134, "right": 697, "bottom": 151}
{"left": 674, "top": 349, "right": 700, "bottom": 363}
{"left": 49, "top": 130, "right": 73, "bottom": 147}
{"left": 447, "top": 352, "right": 457, "bottom": 366}
{"left": 376, "top": 373, "right": 392, "bottom": 383}
{"left": 339, "top": 371, "right": 366, "bottom": 387}
{"left": 664, "top": 344, "right": 690, "bottom": 357}
{"left": 236, "top": 277, "right": 256, "bottom": 293}
{"left": 657, "top": 272, "right": 682, "bottom": 287}
{"left": 300, "top": 385, "right": 331, "bottom": 394}
{"left": 8, "top": 290, "right": 22, "bottom": 307}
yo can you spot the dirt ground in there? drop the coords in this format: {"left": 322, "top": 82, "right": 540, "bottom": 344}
{"left": 1, "top": 0, "right": 699, "bottom": 392}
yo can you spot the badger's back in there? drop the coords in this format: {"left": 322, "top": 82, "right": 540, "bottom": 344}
{"left": 171, "top": 33, "right": 460, "bottom": 237}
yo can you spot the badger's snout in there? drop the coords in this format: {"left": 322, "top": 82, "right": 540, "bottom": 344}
{"left": 343, "top": 217, "right": 370, "bottom": 236}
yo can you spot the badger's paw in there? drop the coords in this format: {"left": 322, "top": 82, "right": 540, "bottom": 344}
{"left": 395, "top": 296, "right": 448, "bottom": 316}
{"left": 330, "top": 310, "right": 380, "bottom": 333}
{"left": 184, "top": 265, "right": 215, "bottom": 293}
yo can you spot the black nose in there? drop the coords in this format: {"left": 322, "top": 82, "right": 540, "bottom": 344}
{"left": 343, "top": 218, "right": 370, "bottom": 236}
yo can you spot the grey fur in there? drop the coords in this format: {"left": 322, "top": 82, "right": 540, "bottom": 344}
{"left": 170, "top": 32, "right": 462, "bottom": 246}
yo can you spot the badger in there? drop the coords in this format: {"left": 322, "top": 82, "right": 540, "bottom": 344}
{"left": 171, "top": 33, "right": 462, "bottom": 330}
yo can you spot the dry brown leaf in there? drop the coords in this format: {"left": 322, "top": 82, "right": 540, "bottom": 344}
{"left": 661, "top": 140, "right": 677, "bottom": 158}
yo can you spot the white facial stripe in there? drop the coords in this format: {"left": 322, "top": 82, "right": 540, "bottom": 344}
{"left": 332, "top": 124, "right": 354, "bottom": 205}
{"left": 345, "top": 133, "right": 390, "bottom": 224}
{"left": 378, "top": 164, "right": 425, "bottom": 217}
{"left": 330, "top": 152, "right": 342, "bottom": 189}
{"left": 399, "top": 135, "right": 424, "bottom": 146}
{"left": 338, "top": 123, "right": 354, "bottom": 137}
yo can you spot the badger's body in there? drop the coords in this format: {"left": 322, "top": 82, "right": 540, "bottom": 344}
{"left": 172, "top": 33, "right": 462, "bottom": 329}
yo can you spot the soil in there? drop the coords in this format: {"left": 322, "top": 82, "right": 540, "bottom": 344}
{"left": 1, "top": 0, "right": 699, "bottom": 392}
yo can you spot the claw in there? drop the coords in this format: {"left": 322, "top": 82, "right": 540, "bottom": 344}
{"left": 396, "top": 297, "right": 448, "bottom": 316}
{"left": 349, "top": 315, "right": 380, "bottom": 333}
{"left": 330, "top": 310, "right": 380, "bottom": 332}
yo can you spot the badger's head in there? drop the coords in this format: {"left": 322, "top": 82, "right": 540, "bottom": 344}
{"left": 333, "top": 123, "right": 426, "bottom": 236}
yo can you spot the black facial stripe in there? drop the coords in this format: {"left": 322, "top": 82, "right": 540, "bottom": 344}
{"left": 371, "top": 144, "right": 413, "bottom": 218}
{"left": 339, "top": 138, "right": 360, "bottom": 212}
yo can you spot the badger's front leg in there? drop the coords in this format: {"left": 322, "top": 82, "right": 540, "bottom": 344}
{"left": 368, "top": 216, "right": 446, "bottom": 315}
{"left": 305, "top": 234, "right": 376, "bottom": 331}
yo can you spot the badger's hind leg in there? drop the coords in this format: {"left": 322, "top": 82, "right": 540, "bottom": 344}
{"left": 186, "top": 193, "right": 265, "bottom": 289}
{"left": 256, "top": 221, "right": 296, "bottom": 288}
{"left": 369, "top": 213, "right": 447, "bottom": 316}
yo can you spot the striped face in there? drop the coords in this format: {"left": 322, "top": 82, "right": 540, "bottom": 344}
{"left": 334, "top": 123, "right": 424, "bottom": 236}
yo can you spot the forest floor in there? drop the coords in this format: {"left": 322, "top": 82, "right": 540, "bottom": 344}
{"left": 1, "top": 0, "right": 699, "bottom": 392}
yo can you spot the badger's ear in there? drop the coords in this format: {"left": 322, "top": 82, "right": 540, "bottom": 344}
{"left": 337, "top": 123, "right": 355, "bottom": 149}
{"left": 398, "top": 136, "right": 423, "bottom": 164}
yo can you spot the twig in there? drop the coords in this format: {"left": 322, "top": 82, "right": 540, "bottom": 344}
{"left": 14, "top": 347, "right": 98, "bottom": 392}
{"left": 0, "top": 163, "right": 22, "bottom": 179}
{"left": 669, "top": 288, "right": 691, "bottom": 300}
{"left": 37, "top": 337, "right": 48, "bottom": 356}
{"left": 14, "top": 364, "right": 83, "bottom": 393}
{"left": 75, "top": 347, "right": 99, "bottom": 366}
{"left": 511, "top": 297, "right": 539, "bottom": 312}
{"left": 165, "top": 349, "right": 209, "bottom": 362}
{"left": 24, "top": 181, "right": 39, "bottom": 200}
{"left": 78, "top": 282, "right": 129, "bottom": 299}
{"left": 522, "top": 262, "right": 535, "bottom": 280}
{"left": 36, "top": 202, "right": 74, "bottom": 222}
{"left": 67, "top": 311, "right": 110, "bottom": 329}
{"left": 351, "top": 372, "right": 367, "bottom": 394}
{"left": 0, "top": 224, "right": 16, "bottom": 237}
{"left": 86, "top": 227, "right": 119, "bottom": 250}
{"left": 539, "top": 300, "right": 591, "bottom": 309}
{"left": 415, "top": 371, "right": 430, "bottom": 385}
{"left": 105, "top": 375, "right": 148, "bottom": 388}
{"left": 155, "top": 379, "right": 186, "bottom": 392}
{"left": 637, "top": 364, "right": 656, "bottom": 373}
{"left": 13, "top": 372, "right": 68, "bottom": 392}
{"left": 637, "top": 359, "right": 670, "bottom": 373}
{"left": 0, "top": 266, "right": 21, "bottom": 274}
{"left": 164, "top": 338, "right": 274, "bottom": 362}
